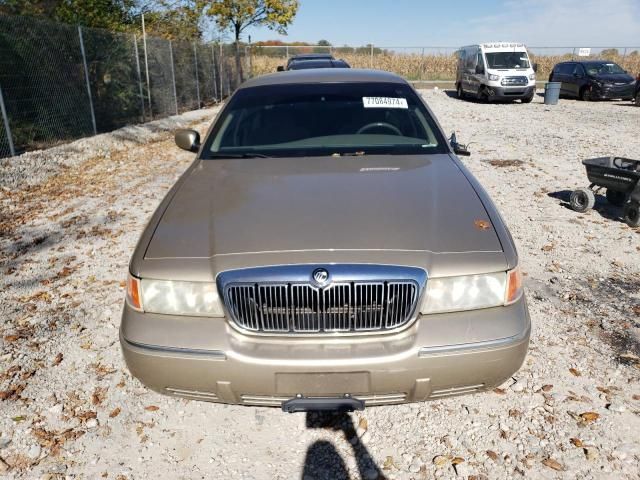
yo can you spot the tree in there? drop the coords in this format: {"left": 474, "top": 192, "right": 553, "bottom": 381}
{"left": 600, "top": 48, "right": 619, "bottom": 58}
{"left": 141, "top": 1, "right": 207, "bottom": 40}
{"left": 207, "top": 0, "right": 298, "bottom": 84}
{"left": 0, "top": 0, "right": 138, "bottom": 31}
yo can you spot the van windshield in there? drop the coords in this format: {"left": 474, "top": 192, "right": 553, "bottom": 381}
{"left": 202, "top": 82, "right": 447, "bottom": 158}
{"left": 485, "top": 52, "right": 530, "bottom": 69}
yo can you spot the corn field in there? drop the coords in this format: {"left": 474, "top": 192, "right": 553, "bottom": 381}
{"left": 250, "top": 50, "right": 640, "bottom": 82}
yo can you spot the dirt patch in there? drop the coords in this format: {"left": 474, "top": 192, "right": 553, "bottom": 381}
{"left": 486, "top": 159, "right": 525, "bottom": 167}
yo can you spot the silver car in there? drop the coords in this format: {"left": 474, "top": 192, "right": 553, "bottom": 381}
{"left": 120, "top": 69, "right": 530, "bottom": 412}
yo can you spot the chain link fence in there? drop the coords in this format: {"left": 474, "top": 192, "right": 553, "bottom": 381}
{"left": 0, "top": 13, "right": 245, "bottom": 158}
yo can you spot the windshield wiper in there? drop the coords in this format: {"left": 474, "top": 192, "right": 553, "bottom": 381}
{"left": 208, "top": 152, "right": 272, "bottom": 159}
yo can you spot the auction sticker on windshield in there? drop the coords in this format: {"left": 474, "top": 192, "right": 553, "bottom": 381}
{"left": 362, "top": 97, "right": 408, "bottom": 109}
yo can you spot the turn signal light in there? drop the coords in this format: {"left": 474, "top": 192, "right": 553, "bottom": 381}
{"left": 126, "top": 274, "right": 143, "bottom": 311}
{"left": 505, "top": 267, "right": 523, "bottom": 304}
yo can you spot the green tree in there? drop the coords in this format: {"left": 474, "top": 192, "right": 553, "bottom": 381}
{"left": 207, "top": 0, "right": 298, "bottom": 84}
{"left": 0, "top": 0, "right": 138, "bottom": 31}
{"left": 142, "top": 0, "right": 207, "bottom": 40}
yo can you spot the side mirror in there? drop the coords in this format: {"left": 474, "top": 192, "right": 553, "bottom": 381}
{"left": 277, "top": 65, "right": 285, "bottom": 72}
{"left": 533, "top": 62, "right": 538, "bottom": 73}
{"left": 175, "top": 129, "right": 200, "bottom": 152}
{"left": 475, "top": 64, "right": 484, "bottom": 75}
{"left": 450, "top": 132, "right": 471, "bottom": 157}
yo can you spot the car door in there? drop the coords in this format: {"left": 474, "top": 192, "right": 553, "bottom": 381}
{"left": 557, "top": 63, "right": 575, "bottom": 95}
{"left": 569, "top": 64, "right": 586, "bottom": 97}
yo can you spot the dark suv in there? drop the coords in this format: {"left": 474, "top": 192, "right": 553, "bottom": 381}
{"left": 548, "top": 60, "right": 636, "bottom": 101}
{"left": 635, "top": 74, "right": 640, "bottom": 106}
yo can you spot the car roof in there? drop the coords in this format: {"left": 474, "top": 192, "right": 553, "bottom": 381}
{"left": 557, "top": 59, "right": 616, "bottom": 64}
{"left": 290, "top": 53, "right": 333, "bottom": 59}
{"left": 239, "top": 68, "right": 407, "bottom": 89}
{"left": 287, "top": 59, "right": 349, "bottom": 70}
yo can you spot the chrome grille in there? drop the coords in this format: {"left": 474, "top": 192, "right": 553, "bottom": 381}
{"left": 224, "top": 281, "right": 418, "bottom": 334}
{"left": 501, "top": 76, "right": 528, "bottom": 86}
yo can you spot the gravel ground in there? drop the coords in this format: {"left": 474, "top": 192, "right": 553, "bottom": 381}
{"left": 1, "top": 91, "right": 639, "bottom": 480}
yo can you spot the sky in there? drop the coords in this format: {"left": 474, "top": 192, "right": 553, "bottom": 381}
{"left": 242, "top": 0, "right": 640, "bottom": 48}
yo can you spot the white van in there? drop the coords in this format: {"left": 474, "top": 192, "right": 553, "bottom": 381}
{"left": 456, "top": 43, "right": 537, "bottom": 103}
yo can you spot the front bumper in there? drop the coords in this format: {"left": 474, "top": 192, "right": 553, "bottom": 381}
{"left": 120, "top": 297, "right": 531, "bottom": 407}
{"left": 486, "top": 85, "right": 535, "bottom": 100}
{"left": 591, "top": 83, "right": 635, "bottom": 100}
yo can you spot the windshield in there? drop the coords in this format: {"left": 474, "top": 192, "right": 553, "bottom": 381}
{"left": 203, "top": 82, "right": 447, "bottom": 158}
{"left": 585, "top": 62, "right": 626, "bottom": 75}
{"left": 485, "top": 51, "right": 530, "bottom": 69}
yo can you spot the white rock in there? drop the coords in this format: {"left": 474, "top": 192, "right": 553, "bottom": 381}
{"left": 48, "top": 403, "right": 63, "bottom": 415}
{"left": 27, "top": 444, "right": 42, "bottom": 459}
{"left": 86, "top": 418, "right": 98, "bottom": 429}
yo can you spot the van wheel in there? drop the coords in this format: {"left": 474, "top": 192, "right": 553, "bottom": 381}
{"left": 623, "top": 201, "right": 640, "bottom": 227}
{"left": 570, "top": 187, "right": 595, "bottom": 212}
{"left": 456, "top": 83, "right": 466, "bottom": 100}
{"left": 579, "top": 86, "right": 592, "bottom": 101}
{"left": 477, "top": 87, "right": 489, "bottom": 103}
{"left": 605, "top": 189, "right": 626, "bottom": 207}
{"left": 521, "top": 92, "right": 534, "bottom": 103}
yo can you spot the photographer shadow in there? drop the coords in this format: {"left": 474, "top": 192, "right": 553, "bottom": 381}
{"left": 301, "top": 411, "right": 387, "bottom": 480}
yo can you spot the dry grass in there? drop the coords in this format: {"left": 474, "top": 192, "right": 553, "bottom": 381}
{"left": 250, "top": 53, "right": 640, "bottom": 81}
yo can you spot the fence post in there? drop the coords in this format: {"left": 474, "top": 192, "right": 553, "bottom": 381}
{"left": 169, "top": 40, "right": 179, "bottom": 114}
{"left": 142, "top": 14, "right": 152, "bottom": 118}
{"left": 621, "top": 47, "right": 628, "bottom": 64}
{"left": 78, "top": 26, "right": 97, "bottom": 135}
{"left": 133, "top": 34, "right": 145, "bottom": 122}
{"left": 193, "top": 42, "right": 201, "bottom": 108}
{"left": 211, "top": 44, "right": 218, "bottom": 102}
{"left": 370, "top": 44, "right": 374, "bottom": 68}
{"left": 0, "top": 83, "right": 15, "bottom": 157}
{"left": 286, "top": 45, "right": 289, "bottom": 58}
{"left": 219, "top": 43, "right": 225, "bottom": 99}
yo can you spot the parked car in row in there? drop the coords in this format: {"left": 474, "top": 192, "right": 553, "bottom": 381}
{"left": 276, "top": 53, "right": 350, "bottom": 72}
{"left": 120, "top": 69, "right": 530, "bottom": 412}
{"left": 548, "top": 60, "right": 636, "bottom": 101}
{"left": 456, "top": 42, "right": 537, "bottom": 103}
{"left": 635, "top": 73, "right": 640, "bottom": 106}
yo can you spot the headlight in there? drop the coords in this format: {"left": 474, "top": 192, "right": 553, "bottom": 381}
{"left": 420, "top": 267, "right": 523, "bottom": 314}
{"left": 126, "top": 273, "right": 225, "bottom": 317}
{"left": 488, "top": 74, "right": 500, "bottom": 81}
{"left": 529, "top": 73, "right": 536, "bottom": 81}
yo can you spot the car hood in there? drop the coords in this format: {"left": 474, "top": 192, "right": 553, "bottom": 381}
{"left": 592, "top": 73, "right": 635, "bottom": 83}
{"left": 144, "top": 154, "right": 503, "bottom": 260}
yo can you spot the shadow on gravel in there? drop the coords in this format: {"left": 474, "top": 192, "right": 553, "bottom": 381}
{"left": 547, "top": 190, "right": 625, "bottom": 223}
{"left": 302, "top": 412, "right": 387, "bottom": 480}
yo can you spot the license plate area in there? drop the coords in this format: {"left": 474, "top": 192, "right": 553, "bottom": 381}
{"left": 275, "top": 372, "right": 370, "bottom": 395}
